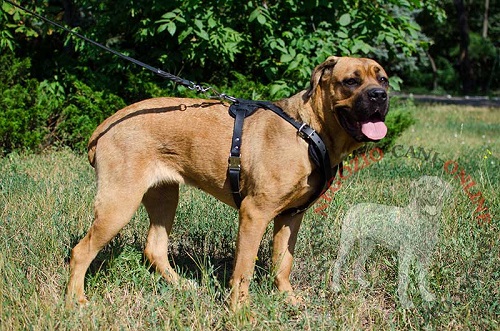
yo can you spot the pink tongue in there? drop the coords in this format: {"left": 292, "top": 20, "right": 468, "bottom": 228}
{"left": 361, "top": 121, "right": 388, "bottom": 140}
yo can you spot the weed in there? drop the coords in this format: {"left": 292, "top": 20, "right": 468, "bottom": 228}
{"left": 0, "top": 105, "right": 498, "bottom": 329}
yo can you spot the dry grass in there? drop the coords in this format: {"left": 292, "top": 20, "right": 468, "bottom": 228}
{"left": 0, "top": 104, "right": 498, "bottom": 330}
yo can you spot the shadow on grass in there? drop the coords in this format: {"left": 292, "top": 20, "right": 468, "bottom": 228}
{"left": 66, "top": 232, "right": 272, "bottom": 295}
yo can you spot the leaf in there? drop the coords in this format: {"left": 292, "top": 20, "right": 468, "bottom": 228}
{"left": 257, "top": 14, "right": 266, "bottom": 25}
{"left": 208, "top": 17, "right": 216, "bottom": 28}
{"left": 287, "top": 60, "right": 299, "bottom": 71}
{"left": 249, "top": 9, "right": 260, "bottom": 22}
{"left": 197, "top": 30, "right": 209, "bottom": 41}
{"left": 2, "top": 2, "right": 12, "bottom": 12}
{"left": 360, "top": 42, "right": 373, "bottom": 54}
{"left": 336, "top": 31, "right": 348, "bottom": 39}
{"left": 178, "top": 27, "right": 193, "bottom": 43}
{"left": 157, "top": 23, "right": 168, "bottom": 33}
{"left": 194, "top": 19, "right": 204, "bottom": 31}
{"left": 160, "top": 12, "right": 177, "bottom": 20}
{"left": 389, "top": 76, "right": 402, "bottom": 91}
{"left": 269, "top": 83, "right": 286, "bottom": 97}
{"left": 167, "top": 22, "right": 176, "bottom": 36}
{"left": 280, "top": 54, "right": 294, "bottom": 63}
{"left": 338, "top": 13, "right": 351, "bottom": 27}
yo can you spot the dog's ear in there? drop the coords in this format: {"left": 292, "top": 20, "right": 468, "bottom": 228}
{"left": 304, "top": 56, "right": 339, "bottom": 101}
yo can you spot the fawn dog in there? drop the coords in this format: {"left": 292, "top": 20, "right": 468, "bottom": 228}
{"left": 66, "top": 56, "right": 390, "bottom": 309}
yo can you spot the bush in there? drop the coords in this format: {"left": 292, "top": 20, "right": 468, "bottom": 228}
{"left": 0, "top": 54, "right": 50, "bottom": 154}
{"left": 373, "top": 98, "right": 416, "bottom": 151}
{"left": 57, "top": 80, "right": 126, "bottom": 151}
{"left": 0, "top": 53, "right": 126, "bottom": 154}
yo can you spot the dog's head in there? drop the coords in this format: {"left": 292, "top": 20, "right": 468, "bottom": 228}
{"left": 411, "top": 176, "right": 452, "bottom": 216}
{"left": 305, "top": 56, "right": 390, "bottom": 142}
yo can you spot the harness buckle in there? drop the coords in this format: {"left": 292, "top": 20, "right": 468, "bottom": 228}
{"left": 297, "top": 123, "right": 315, "bottom": 140}
{"left": 228, "top": 156, "right": 241, "bottom": 170}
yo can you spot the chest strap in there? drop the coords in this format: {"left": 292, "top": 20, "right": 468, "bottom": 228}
{"left": 228, "top": 99, "right": 339, "bottom": 216}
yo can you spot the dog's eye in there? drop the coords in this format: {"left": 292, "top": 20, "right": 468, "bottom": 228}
{"left": 379, "top": 77, "right": 389, "bottom": 85}
{"left": 343, "top": 78, "right": 359, "bottom": 87}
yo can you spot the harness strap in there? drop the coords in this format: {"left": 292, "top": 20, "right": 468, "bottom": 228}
{"left": 227, "top": 105, "right": 247, "bottom": 207}
{"left": 228, "top": 99, "right": 339, "bottom": 215}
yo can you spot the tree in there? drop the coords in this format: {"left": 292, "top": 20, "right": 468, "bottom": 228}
{"left": 1, "top": 0, "right": 444, "bottom": 96}
{"left": 482, "top": 0, "right": 489, "bottom": 38}
{"left": 454, "top": 0, "right": 473, "bottom": 94}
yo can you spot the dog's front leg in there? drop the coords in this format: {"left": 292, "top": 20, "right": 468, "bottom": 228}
{"left": 397, "top": 248, "right": 415, "bottom": 309}
{"left": 272, "top": 212, "right": 304, "bottom": 305}
{"left": 229, "top": 197, "right": 274, "bottom": 311}
{"left": 415, "top": 255, "right": 436, "bottom": 302}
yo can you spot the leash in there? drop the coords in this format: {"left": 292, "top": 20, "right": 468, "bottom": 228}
{"left": 6, "top": 0, "right": 339, "bottom": 214}
{"left": 3, "top": 0, "right": 237, "bottom": 103}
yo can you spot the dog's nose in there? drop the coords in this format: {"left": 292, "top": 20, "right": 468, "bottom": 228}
{"left": 367, "top": 88, "right": 387, "bottom": 103}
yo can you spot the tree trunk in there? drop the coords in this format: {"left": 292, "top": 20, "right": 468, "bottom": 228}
{"left": 482, "top": 0, "right": 489, "bottom": 38}
{"left": 426, "top": 51, "right": 438, "bottom": 91}
{"left": 454, "top": 0, "right": 473, "bottom": 94}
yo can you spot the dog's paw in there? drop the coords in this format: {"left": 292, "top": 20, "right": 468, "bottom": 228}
{"left": 356, "top": 277, "right": 370, "bottom": 288}
{"left": 421, "top": 290, "right": 436, "bottom": 302}
{"left": 331, "top": 281, "right": 342, "bottom": 293}
{"left": 176, "top": 278, "right": 198, "bottom": 291}
{"left": 400, "top": 298, "right": 415, "bottom": 309}
{"left": 65, "top": 295, "right": 89, "bottom": 310}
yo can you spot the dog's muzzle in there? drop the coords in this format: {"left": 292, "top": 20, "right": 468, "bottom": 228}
{"left": 359, "top": 88, "right": 388, "bottom": 141}
{"left": 336, "top": 87, "right": 389, "bottom": 142}
{"left": 367, "top": 88, "right": 387, "bottom": 104}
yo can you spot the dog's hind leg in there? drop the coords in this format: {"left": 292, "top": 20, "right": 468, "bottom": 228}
{"left": 353, "top": 239, "right": 375, "bottom": 288}
{"left": 272, "top": 212, "right": 304, "bottom": 305}
{"left": 397, "top": 248, "right": 414, "bottom": 309}
{"left": 143, "top": 184, "right": 180, "bottom": 284}
{"left": 331, "top": 225, "right": 356, "bottom": 293}
{"left": 66, "top": 179, "right": 145, "bottom": 306}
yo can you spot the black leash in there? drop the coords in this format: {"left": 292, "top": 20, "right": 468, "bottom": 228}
{"left": 6, "top": 0, "right": 339, "bottom": 214}
{"left": 3, "top": 0, "right": 236, "bottom": 102}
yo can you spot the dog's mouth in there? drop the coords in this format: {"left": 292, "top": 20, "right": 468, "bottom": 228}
{"left": 336, "top": 109, "right": 388, "bottom": 142}
{"left": 360, "top": 113, "right": 387, "bottom": 141}
{"left": 422, "top": 204, "right": 439, "bottom": 216}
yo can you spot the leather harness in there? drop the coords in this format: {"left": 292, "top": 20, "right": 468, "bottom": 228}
{"left": 227, "top": 99, "right": 340, "bottom": 216}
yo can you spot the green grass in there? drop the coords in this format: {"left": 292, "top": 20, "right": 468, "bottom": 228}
{"left": 1, "top": 105, "right": 499, "bottom": 330}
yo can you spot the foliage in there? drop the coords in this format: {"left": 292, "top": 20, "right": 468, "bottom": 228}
{"left": 0, "top": 53, "right": 49, "bottom": 154}
{"left": 246, "top": 0, "right": 441, "bottom": 94}
{"left": 0, "top": 52, "right": 125, "bottom": 154}
{"left": 2, "top": 0, "right": 498, "bottom": 154}
{"left": 409, "top": 0, "right": 500, "bottom": 94}
{"left": 58, "top": 80, "right": 126, "bottom": 151}
{"left": 0, "top": 0, "right": 443, "bottom": 88}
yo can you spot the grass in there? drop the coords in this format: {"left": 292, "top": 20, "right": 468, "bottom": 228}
{"left": 1, "top": 104, "right": 499, "bottom": 330}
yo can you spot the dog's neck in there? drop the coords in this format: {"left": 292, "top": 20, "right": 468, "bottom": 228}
{"left": 276, "top": 91, "right": 363, "bottom": 166}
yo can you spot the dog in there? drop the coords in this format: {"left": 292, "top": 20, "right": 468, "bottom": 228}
{"left": 66, "top": 56, "right": 390, "bottom": 310}
{"left": 331, "top": 176, "right": 451, "bottom": 308}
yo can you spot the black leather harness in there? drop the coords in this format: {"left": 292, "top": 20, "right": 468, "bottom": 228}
{"left": 227, "top": 99, "right": 340, "bottom": 216}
